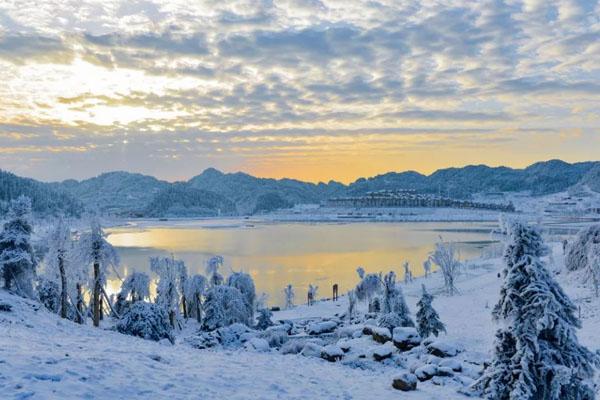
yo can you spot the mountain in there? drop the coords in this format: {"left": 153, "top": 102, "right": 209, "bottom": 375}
{"left": 187, "top": 168, "right": 345, "bottom": 214}
{"left": 144, "top": 183, "right": 236, "bottom": 217}
{"left": 0, "top": 169, "right": 82, "bottom": 217}
{"left": 2, "top": 159, "right": 599, "bottom": 218}
{"left": 50, "top": 171, "right": 170, "bottom": 216}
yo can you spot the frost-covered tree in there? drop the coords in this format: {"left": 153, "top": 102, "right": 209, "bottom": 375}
{"left": 177, "top": 261, "right": 188, "bottom": 318}
{"left": 346, "top": 289, "right": 357, "bottom": 320}
{"left": 202, "top": 285, "right": 250, "bottom": 330}
{"left": 37, "top": 277, "right": 60, "bottom": 313}
{"left": 255, "top": 292, "right": 268, "bottom": 311}
{"left": 416, "top": 284, "right": 445, "bottom": 338}
{"left": 403, "top": 261, "right": 412, "bottom": 283}
{"left": 355, "top": 272, "right": 381, "bottom": 304}
{"left": 227, "top": 272, "right": 256, "bottom": 320}
{"left": 115, "top": 301, "right": 174, "bottom": 343}
{"left": 41, "top": 217, "right": 72, "bottom": 318}
{"left": 586, "top": 244, "right": 600, "bottom": 297}
{"left": 184, "top": 274, "right": 207, "bottom": 323}
{"left": 206, "top": 255, "right": 224, "bottom": 286}
{"left": 423, "top": 259, "right": 431, "bottom": 278}
{"left": 475, "top": 222, "right": 595, "bottom": 400}
{"left": 255, "top": 308, "right": 274, "bottom": 330}
{"left": 75, "top": 219, "right": 119, "bottom": 326}
{"left": 307, "top": 283, "right": 318, "bottom": 305}
{"left": 378, "top": 271, "right": 414, "bottom": 328}
{"left": 0, "top": 196, "right": 36, "bottom": 297}
{"left": 429, "top": 238, "right": 461, "bottom": 295}
{"left": 565, "top": 224, "right": 600, "bottom": 272}
{"left": 283, "top": 284, "right": 294, "bottom": 309}
{"left": 356, "top": 266, "right": 365, "bottom": 279}
{"left": 150, "top": 256, "right": 185, "bottom": 328}
{"left": 120, "top": 271, "right": 150, "bottom": 302}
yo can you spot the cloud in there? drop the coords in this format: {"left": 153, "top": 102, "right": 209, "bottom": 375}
{"left": 0, "top": 33, "right": 72, "bottom": 63}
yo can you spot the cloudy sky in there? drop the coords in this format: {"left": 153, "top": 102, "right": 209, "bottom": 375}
{"left": 0, "top": 0, "right": 599, "bottom": 183}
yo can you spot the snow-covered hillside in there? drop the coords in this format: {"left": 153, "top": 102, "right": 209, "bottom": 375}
{"left": 2, "top": 241, "right": 598, "bottom": 399}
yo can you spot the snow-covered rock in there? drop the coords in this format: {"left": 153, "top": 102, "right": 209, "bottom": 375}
{"left": 300, "top": 342, "right": 324, "bottom": 358}
{"left": 392, "top": 327, "right": 421, "bottom": 351}
{"left": 372, "top": 342, "right": 395, "bottom": 362}
{"left": 415, "top": 364, "right": 438, "bottom": 381}
{"left": 426, "top": 341, "right": 462, "bottom": 358}
{"left": 439, "top": 358, "right": 462, "bottom": 372}
{"left": 392, "top": 372, "right": 418, "bottom": 391}
{"left": 321, "top": 344, "right": 344, "bottom": 362}
{"left": 306, "top": 320, "right": 337, "bottom": 335}
{"left": 436, "top": 367, "right": 454, "bottom": 377}
{"left": 245, "top": 338, "right": 270, "bottom": 352}
{"left": 371, "top": 327, "right": 392, "bottom": 344}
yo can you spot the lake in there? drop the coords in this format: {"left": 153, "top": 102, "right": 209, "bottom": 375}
{"left": 106, "top": 219, "right": 499, "bottom": 307}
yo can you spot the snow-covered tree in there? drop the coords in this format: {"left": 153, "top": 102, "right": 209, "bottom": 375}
{"left": 150, "top": 256, "right": 185, "bottom": 328}
{"left": 565, "top": 224, "right": 600, "bottom": 272}
{"left": 116, "top": 301, "right": 174, "bottom": 343}
{"left": 0, "top": 196, "right": 36, "bottom": 298}
{"left": 177, "top": 261, "right": 188, "bottom": 318}
{"left": 429, "top": 237, "right": 461, "bottom": 295}
{"left": 586, "top": 244, "right": 600, "bottom": 297}
{"left": 255, "top": 292, "right": 268, "bottom": 311}
{"left": 475, "top": 222, "right": 595, "bottom": 400}
{"left": 283, "top": 284, "right": 294, "bottom": 309}
{"left": 184, "top": 274, "right": 207, "bottom": 323}
{"left": 346, "top": 289, "right": 357, "bottom": 320}
{"left": 355, "top": 272, "right": 381, "bottom": 303}
{"left": 120, "top": 271, "right": 150, "bottom": 302}
{"left": 206, "top": 255, "right": 224, "bottom": 286}
{"left": 356, "top": 266, "right": 365, "bottom": 279}
{"left": 403, "top": 261, "right": 412, "bottom": 283}
{"left": 256, "top": 308, "right": 274, "bottom": 330}
{"left": 202, "top": 285, "right": 250, "bottom": 330}
{"left": 307, "top": 283, "right": 318, "bottom": 305}
{"left": 37, "top": 276, "right": 60, "bottom": 313}
{"left": 378, "top": 271, "right": 414, "bottom": 328}
{"left": 416, "top": 284, "right": 445, "bottom": 338}
{"left": 227, "top": 272, "right": 256, "bottom": 320}
{"left": 75, "top": 219, "right": 119, "bottom": 326}
{"left": 423, "top": 259, "right": 431, "bottom": 278}
{"left": 41, "top": 217, "right": 72, "bottom": 318}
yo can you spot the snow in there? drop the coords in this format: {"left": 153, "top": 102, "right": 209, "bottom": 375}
{"left": 2, "top": 231, "right": 600, "bottom": 399}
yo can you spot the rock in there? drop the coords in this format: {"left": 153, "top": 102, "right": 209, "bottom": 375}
{"left": 362, "top": 325, "right": 376, "bottom": 335}
{"left": 338, "top": 340, "right": 352, "bottom": 353}
{"left": 415, "top": 364, "right": 438, "bottom": 381}
{"left": 245, "top": 338, "right": 270, "bottom": 352}
{"left": 392, "top": 372, "right": 418, "bottom": 391}
{"left": 439, "top": 359, "right": 462, "bottom": 372}
{"left": 372, "top": 342, "right": 395, "bottom": 362}
{"left": 436, "top": 367, "right": 454, "bottom": 377}
{"left": 301, "top": 342, "right": 324, "bottom": 358}
{"left": 307, "top": 320, "right": 338, "bottom": 335}
{"left": 352, "top": 330, "right": 363, "bottom": 339}
{"left": 321, "top": 344, "right": 344, "bottom": 362}
{"left": 0, "top": 302, "right": 12, "bottom": 312}
{"left": 393, "top": 327, "right": 421, "bottom": 351}
{"left": 371, "top": 327, "right": 392, "bottom": 344}
{"left": 426, "top": 341, "right": 462, "bottom": 358}
{"left": 279, "top": 340, "right": 305, "bottom": 355}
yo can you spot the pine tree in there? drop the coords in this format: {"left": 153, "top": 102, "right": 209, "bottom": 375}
{"left": 475, "top": 221, "right": 596, "bottom": 400}
{"left": 227, "top": 272, "right": 256, "bottom": 320}
{"left": 0, "top": 196, "right": 36, "bottom": 297}
{"left": 256, "top": 308, "right": 274, "bottom": 330}
{"left": 378, "top": 271, "right": 414, "bottom": 329}
{"left": 150, "top": 256, "right": 185, "bottom": 328}
{"left": 416, "top": 284, "right": 446, "bottom": 338}
{"left": 202, "top": 285, "right": 249, "bottom": 330}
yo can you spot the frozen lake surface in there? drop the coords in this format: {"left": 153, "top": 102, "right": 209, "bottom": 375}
{"left": 107, "top": 219, "right": 498, "bottom": 306}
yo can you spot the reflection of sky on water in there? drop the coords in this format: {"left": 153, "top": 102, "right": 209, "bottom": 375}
{"left": 106, "top": 221, "right": 497, "bottom": 307}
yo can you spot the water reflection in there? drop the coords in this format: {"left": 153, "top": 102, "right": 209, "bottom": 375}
{"left": 107, "top": 221, "right": 497, "bottom": 306}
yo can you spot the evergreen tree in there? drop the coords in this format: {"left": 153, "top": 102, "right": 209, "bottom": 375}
{"left": 150, "top": 256, "right": 185, "bottom": 328}
{"left": 475, "top": 221, "right": 596, "bottom": 399}
{"left": 227, "top": 272, "right": 256, "bottom": 320}
{"left": 416, "top": 284, "right": 446, "bottom": 338}
{"left": 256, "top": 308, "right": 274, "bottom": 330}
{"left": 202, "top": 285, "right": 249, "bottom": 330}
{"left": 0, "top": 196, "right": 36, "bottom": 297}
{"left": 378, "top": 271, "right": 414, "bottom": 328}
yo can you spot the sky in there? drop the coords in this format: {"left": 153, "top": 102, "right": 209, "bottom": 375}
{"left": 0, "top": 0, "right": 599, "bottom": 184}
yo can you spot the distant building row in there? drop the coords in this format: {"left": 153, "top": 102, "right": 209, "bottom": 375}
{"left": 323, "top": 190, "right": 515, "bottom": 212}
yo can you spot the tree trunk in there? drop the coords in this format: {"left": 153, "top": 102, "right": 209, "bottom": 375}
{"left": 93, "top": 262, "right": 101, "bottom": 327}
{"left": 182, "top": 295, "right": 188, "bottom": 319}
{"left": 58, "top": 254, "right": 68, "bottom": 319}
{"left": 196, "top": 294, "right": 202, "bottom": 323}
{"left": 76, "top": 283, "right": 84, "bottom": 324}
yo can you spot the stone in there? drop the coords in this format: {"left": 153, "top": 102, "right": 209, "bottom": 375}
{"left": 372, "top": 342, "right": 394, "bottom": 362}
{"left": 392, "top": 327, "right": 421, "bottom": 351}
{"left": 371, "top": 327, "right": 392, "bottom": 344}
{"left": 392, "top": 372, "right": 418, "bottom": 391}
{"left": 415, "top": 364, "right": 438, "bottom": 381}
{"left": 320, "top": 344, "right": 344, "bottom": 362}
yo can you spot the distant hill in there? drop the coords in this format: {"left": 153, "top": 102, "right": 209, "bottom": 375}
{"left": 0, "top": 170, "right": 82, "bottom": 217}
{"left": 1, "top": 159, "right": 599, "bottom": 218}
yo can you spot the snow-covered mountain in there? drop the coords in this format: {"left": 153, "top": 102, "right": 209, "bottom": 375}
{"left": 1, "top": 159, "right": 599, "bottom": 217}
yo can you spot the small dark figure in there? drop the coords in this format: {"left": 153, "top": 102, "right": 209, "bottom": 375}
{"left": 332, "top": 284, "right": 339, "bottom": 301}
{"left": 307, "top": 291, "right": 314, "bottom": 306}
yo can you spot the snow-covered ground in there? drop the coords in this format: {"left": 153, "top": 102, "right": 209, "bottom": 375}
{"left": 1, "top": 241, "right": 599, "bottom": 399}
